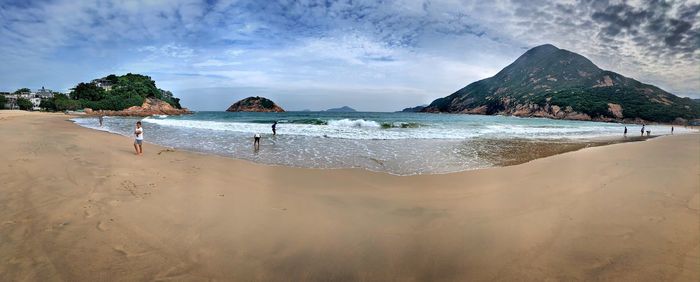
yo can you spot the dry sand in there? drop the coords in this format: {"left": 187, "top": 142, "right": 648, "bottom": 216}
{"left": 0, "top": 110, "right": 698, "bottom": 281}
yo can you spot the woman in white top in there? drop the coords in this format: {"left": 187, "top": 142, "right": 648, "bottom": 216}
{"left": 134, "top": 121, "right": 144, "bottom": 155}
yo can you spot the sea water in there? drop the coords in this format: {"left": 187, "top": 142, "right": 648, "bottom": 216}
{"left": 72, "top": 112, "right": 691, "bottom": 175}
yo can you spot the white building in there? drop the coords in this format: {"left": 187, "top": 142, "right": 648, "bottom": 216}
{"left": 30, "top": 97, "right": 41, "bottom": 110}
{"left": 36, "top": 86, "right": 54, "bottom": 99}
{"left": 2, "top": 94, "right": 19, "bottom": 109}
{"left": 91, "top": 78, "right": 114, "bottom": 90}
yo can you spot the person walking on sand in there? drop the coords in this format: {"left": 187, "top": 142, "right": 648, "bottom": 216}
{"left": 253, "top": 133, "right": 261, "bottom": 150}
{"left": 272, "top": 121, "right": 277, "bottom": 135}
{"left": 134, "top": 121, "right": 144, "bottom": 155}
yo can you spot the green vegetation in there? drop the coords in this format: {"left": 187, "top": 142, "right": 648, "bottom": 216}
{"left": 13, "top": 88, "right": 30, "bottom": 94}
{"left": 16, "top": 98, "right": 32, "bottom": 111}
{"left": 259, "top": 97, "right": 274, "bottom": 109}
{"left": 42, "top": 73, "right": 182, "bottom": 112}
{"left": 0, "top": 95, "right": 6, "bottom": 109}
{"left": 69, "top": 82, "right": 105, "bottom": 101}
{"left": 545, "top": 88, "right": 700, "bottom": 122}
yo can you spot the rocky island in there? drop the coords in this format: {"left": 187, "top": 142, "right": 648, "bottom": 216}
{"left": 326, "top": 106, "right": 356, "bottom": 112}
{"left": 418, "top": 44, "right": 700, "bottom": 123}
{"left": 226, "top": 96, "right": 284, "bottom": 112}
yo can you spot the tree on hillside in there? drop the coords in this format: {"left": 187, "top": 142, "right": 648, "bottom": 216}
{"left": 105, "top": 74, "right": 119, "bottom": 84}
{"left": 14, "top": 88, "right": 31, "bottom": 94}
{"left": 112, "top": 73, "right": 161, "bottom": 99}
{"left": 0, "top": 95, "right": 6, "bottom": 109}
{"left": 56, "top": 73, "right": 183, "bottom": 111}
{"left": 39, "top": 98, "right": 55, "bottom": 111}
{"left": 53, "top": 94, "right": 81, "bottom": 111}
{"left": 70, "top": 82, "right": 106, "bottom": 101}
{"left": 17, "top": 98, "right": 32, "bottom": 111}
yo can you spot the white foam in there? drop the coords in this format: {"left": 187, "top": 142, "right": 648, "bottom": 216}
{"left": 141, "top": 117, "right": 472, "bottom": 140}
{"left": 327, "top": 119, "right": 380, "bottom": 128}
{"left": 139, "top": 116, "right": 696, "bottom": 141}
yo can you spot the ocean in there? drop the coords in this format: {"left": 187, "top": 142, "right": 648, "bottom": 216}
{"left": 72, "top": 111, "right": 690, "bottom": 175}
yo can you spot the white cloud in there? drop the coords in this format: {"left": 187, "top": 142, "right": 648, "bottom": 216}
{"left": 0, "top": 0, "right": 697, "bottom": 111}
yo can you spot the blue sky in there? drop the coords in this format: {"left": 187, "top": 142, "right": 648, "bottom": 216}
{"left": 1, "top": 0, "right": 698, "bottom": 111}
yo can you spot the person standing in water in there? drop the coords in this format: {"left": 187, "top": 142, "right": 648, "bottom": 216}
{"left": 624, "top": 126, "right": 627, "bottom": 136}
{"left": 641, "top": 124, "right": 645, "bottom": 136}
{"left": 253, "top": 133, "right": 261, "bottom": 150}
{"left": 671, "top": 126, "right": 674, "bottom": 134}
{"left": 99, "top": 115, "right": 104, "bottom": 127}
{"left": 272, "top": 121, "right": 277, "bottom": 135}
{"left": 134, "top": 121, "right": 144, "bottom": 155}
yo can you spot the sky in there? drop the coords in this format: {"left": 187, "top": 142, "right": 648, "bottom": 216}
{"left": 0, "top": 0, "right": 698, "bottom": 111}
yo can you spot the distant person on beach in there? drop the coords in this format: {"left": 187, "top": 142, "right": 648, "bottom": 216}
{"left": 671, "top": 126, "right": 674, "bottom": 134}
{"left": 624, "top": 126, "right": 627, "bottom": 136}
{"left": 253, "top": 133, "right": 261, "bottom": 150}
{"left": 134, "top": 121, "right": 144, "bottom": 155}
{"left": 272, "top": 122, "right": 277, "bottom": 135}
{"left": 641, "top": 125, "right": 645, "bottom": 136}
{"left": 99, "top": 116, "right": 104, "bottom": 127}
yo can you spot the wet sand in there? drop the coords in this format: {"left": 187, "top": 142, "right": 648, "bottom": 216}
{"left": 0, "top": 110, "right": 698, "bottom": 281}
{"left": 467, "top": 136, "right": 653, "bottom": 167}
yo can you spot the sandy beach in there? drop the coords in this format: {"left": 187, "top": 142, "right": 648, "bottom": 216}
{"left": 0, "top": 110, "right": 698, "bottom": 281}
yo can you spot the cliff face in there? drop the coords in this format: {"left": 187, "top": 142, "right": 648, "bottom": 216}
{"left": 421, "top": 44, "right": 700, "bottom": 123}
{"left": 226, "top": 96, "right": 284, "bottom": 112}
{"left": 85, "top": 98, "right": 191, "bottom": 116}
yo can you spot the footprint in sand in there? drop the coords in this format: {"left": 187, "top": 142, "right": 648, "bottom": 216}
{"left": 83, "top": 209, "right": 98, "bottom": 218}
{"left": 120, "top": 180, "right": 142, "bottom": 199}
{"left": 112, "top": 245, "right": 150, "bottom": 258}
{"left": 96, "top": 221, "right": 108, "bottom": 231}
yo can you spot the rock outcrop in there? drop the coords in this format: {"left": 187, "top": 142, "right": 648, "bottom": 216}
{"left": 226, "top": 96, "right": 284, "bottom": 112}
{"left": 85, "top": 98, "right": 191, "bottom": 116}
{"left": 399, "top": 105, "right": 427, "bottom": 112}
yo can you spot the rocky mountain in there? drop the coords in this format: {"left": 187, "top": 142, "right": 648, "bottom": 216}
{"left": 422, "top": 44, "right": 699, "bottom": 123}
{"left": 226, "top": 96, "right": 284, "bottom": 112}
{"left": 326, "top": 106, "right": 356, "bottom": 112}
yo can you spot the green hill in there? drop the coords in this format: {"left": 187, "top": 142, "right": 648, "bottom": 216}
{"left": 43, "top": 73, "right": 182, "bottom": 112}
{"left": 422, "top": 44, "right": 699, "bottom": 123}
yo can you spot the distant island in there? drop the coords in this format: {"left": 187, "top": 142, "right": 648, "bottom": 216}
{"left": 415, "top": 44, "right": 699, "bottom": 123}
{"left": 399, "top": 105, "right": 427, "bottom": 112}
{"left": 40, "top": 73, "right": 189, "bottom": 116}
{"left": 326, "top": 106, "right": 356, "bottom": 112}
{"left": 227, "top": 96, "right": 284, "bottom": 112}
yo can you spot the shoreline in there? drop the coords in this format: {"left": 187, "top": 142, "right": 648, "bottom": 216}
{"left": 415, "top": 109, "right": 695, "bottom": 126}
{"left": 1, "top": 110, "right": 698, "bottom": 280}
{"left": 69, "top": 113, "right": 680, "bottom": 176}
